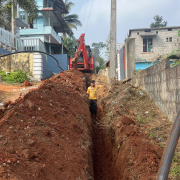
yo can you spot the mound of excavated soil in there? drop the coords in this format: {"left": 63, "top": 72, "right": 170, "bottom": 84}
{"left": 0, "top": 70, "right": 93, "bottom": 180}
{"left": 93, "top": 77, "right": 166, "bottom": 180}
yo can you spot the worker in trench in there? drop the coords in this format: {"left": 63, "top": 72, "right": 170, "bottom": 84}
{"left": 87, "top": 80, "right": 103, "bottom": 121}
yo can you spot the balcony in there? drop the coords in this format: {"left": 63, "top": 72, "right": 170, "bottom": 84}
{"left": 20, "top": 26, "right": 61, "bottom": 44}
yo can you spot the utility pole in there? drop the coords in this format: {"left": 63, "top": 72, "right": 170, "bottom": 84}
{"left": 11, "top": 0, "right": 15, "bottom": 34}
{"left": 109, "top": 0, "right": 116, "bottom": 79}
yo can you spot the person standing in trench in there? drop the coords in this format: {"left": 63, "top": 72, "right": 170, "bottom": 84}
{"left": 87, "top": 80, "right": 103, "bottom": 121}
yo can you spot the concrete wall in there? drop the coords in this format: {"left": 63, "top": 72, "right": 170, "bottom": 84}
{"left": 125, "top": 38, "right": 135, "bottom": 78}
{"left": 130, "top": 28, "right": 180, "bottom": 62}
{"left": 131, "top": 59, "right": 180, "bottom": 122}
{"left": 116, "top": 46, "right": 126, "bottom": 81}
{"left": 0, "top": 53, "right": 33, "bottom": 73}
{"left": 98, "top": 68, "right": 109, "bottom": 78}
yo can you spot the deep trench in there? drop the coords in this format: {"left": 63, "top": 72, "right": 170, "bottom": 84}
{"left": 85, "top": 74, "right": 117, "bottom": 180}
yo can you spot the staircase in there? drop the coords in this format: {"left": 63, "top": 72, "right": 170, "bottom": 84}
{"left": 0, "top": 28, "right": 24, "bottom": 53}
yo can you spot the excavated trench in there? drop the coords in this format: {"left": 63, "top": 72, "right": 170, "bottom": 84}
{"left": 85, "top": 74, "right": 163, "bottom": 180}
{"left": 85, "top": 74, "right": 119, "bottom": 179}
{"left": 0, "top": 71, "right": 163, "bottom": 180}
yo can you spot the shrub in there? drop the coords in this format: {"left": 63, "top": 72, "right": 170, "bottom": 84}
{"left": 0, "top": 70, "right": 30, "bottom": 83}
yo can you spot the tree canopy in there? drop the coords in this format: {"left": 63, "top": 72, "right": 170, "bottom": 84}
{"left": 62, "top": 0, "right": 82, "bottom": 38}
{"left": 91, "top": 42, "right": 106, "bottom": 73}
{"left": 61, "top": 35, "right": 78, "bottom": 57}
{"left": 0, "top": 0, "right": 38, "bottom": 30}
{"left": 150, "top": 15, "right": 167, "bottom": 28}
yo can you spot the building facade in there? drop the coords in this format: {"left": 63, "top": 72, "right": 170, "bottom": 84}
{"left": 129, "top": 26, "right": 180, "bottom": 63}
{"left": 19, "top": 0, "right": 69, "bottom": 54}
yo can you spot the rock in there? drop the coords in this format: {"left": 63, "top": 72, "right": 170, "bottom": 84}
{"left": 24, "top": 80, "right": 33, "bottom": 86}
{"left": 35, "top": 158, "right": 40, "bottom": 162}
{"left": 22, "top": 149, "right": 30, "bottom": 159}
{"left": 11, "top": 158, "right": 17, "bottom": 163}
{"left": 27, "top": 139, "right": 35, "bottom": 146}
{"left": 116, "top": 123, "right": 121, "bottom": 128}
{"left": 121, "top": 116, "right": 135, "bottom": 125}
{"left": 0, "top": 135, "right": 3, "bottom": 140}
{"left": 7, "top": 160, "right": 11, "bottom": 164}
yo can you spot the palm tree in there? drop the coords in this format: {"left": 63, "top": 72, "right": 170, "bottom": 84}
{"left": 61, "top": 35, "right": 78, "bottom": 57}
{"left": 62, "top": 0, "right": 82, "bottom": 38}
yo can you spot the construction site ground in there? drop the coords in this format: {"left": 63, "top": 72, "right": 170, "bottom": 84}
{"left": 0, "top": 70, "right": 179, "bottom": 180}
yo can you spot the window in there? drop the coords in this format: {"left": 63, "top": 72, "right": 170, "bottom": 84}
{"left": 169, "top": 37, "right": 172, "bottom": 42}
{"left": 143, "top": 38, "right": 152, "bottom": 52}
{"left": 43, "top": 0, "right": 52, "bottom": 8}
{"left": 144, "top": 29, "right": 151, "bottom": 32}
{"left": 168, "top": 28, "right": 172, "bottom": 31}
{"left": 166, "top": 38, "right": 168, "bottom": 42}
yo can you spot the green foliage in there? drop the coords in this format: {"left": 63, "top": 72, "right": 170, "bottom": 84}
{"left": 171, "top": 60, "right": 180, "bottom": 67}
{"left": 170, "top": 152, "right": 180, "bottom": 178}
{"left": 62, "top": 0, "right": 82, "bottom": 38}
{"left": 0, "top": 70, "right": 29, "bottom": 83}
{"left": 170, "top": 165, "right": 180, "bottom": 176}
{"left": 91, "top": 42, "right": 107, "bottom": 73}
{"left": 0, "top": 0, "right": 38, "bottom": 30}
{"left": 148, "top": 132, "right": 155, "bottom": 138}
{"left": 61, "top": 35, "right": 78, "bottom": 57}
{"left": 161, "top": 49, "right": 180, "bottom": 63}
{"left": 137, "top": 116, "right": 145, "bottom": 124}
{"left": 150, "top": 15, "right": 167, "bottom": 28}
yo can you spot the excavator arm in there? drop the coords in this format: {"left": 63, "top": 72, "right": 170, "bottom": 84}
{"left": 72, "top": 34, "right": 89, "bottom": 69}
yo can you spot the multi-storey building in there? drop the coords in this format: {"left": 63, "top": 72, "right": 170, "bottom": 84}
{"left": 19, "top": 0, "right": 69, "bottom": 54}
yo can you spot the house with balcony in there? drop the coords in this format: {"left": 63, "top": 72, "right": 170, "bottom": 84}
{"left": 19, "top": 0, "right": 70, "bottom": 54}
{"left": 0, "top": 4, "right": 27, "bottom": 53}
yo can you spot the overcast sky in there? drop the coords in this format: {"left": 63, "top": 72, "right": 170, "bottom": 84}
{"left": 69, "top": 0, "right": 180, "bottom": 48}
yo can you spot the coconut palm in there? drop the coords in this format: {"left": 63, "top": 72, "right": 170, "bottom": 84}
{"left": 62, "top": 0, "right": 82, "bottom": 38}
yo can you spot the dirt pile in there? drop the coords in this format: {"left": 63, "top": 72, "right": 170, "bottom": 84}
{"left": 93, "top": 77, "right": 171, "bottom": 180}
{"left": 0, "top": 70, "right": 93, "bottom": 180}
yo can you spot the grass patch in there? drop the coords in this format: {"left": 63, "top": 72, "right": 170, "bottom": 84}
{"left": 137, "top": 116, "right": 145, "bottom": 124}
{"left": 0, "top": 70, "right": 30, "bottom": 83}
{"left": 148, "top": 132, "right": 155, "bottom": 139}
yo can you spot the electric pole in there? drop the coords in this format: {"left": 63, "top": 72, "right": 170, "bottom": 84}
{"left": 109, "top": 0, "right": 116, "bottom": 79}
{"left": 11, "top": 0, "right": 15, "bottom": 34}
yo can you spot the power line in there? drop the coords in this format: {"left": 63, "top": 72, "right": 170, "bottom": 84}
{"left": 84, "top": 0, "right": 94, "bottom": 33}
{"left": 81, "top": 0, "right": 88, "bottom": 33}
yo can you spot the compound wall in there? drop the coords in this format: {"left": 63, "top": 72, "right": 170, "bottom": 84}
{"left": 131, "top": 59, "right": 180, "bottom": 122}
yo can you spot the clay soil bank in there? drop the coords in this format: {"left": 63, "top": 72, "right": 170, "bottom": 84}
{"left": 0, "top": 71, "right": 172, "bottom": 180}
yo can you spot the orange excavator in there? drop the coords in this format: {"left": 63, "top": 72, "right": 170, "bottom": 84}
{"left": 69, "top": 34, "right": 94, "bottom": 73}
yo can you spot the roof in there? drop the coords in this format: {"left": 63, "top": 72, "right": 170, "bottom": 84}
{"left": 15, "top": 18, "right": 28, "bottom": 28}
{"left": 53, "top": 11, "right": 70, "bottom": 33}
{"left": 129, "top": 26, "right": 180, "bottom": 37}
{"left": 42, "top": 0, "right": 68, "bottom": 14}
{"left": 53, "top": 0, "right": 68, "bottom": 14}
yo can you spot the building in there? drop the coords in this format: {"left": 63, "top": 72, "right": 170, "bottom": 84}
{"left": 19, "top": 0, "right": 70, "bottom": 54}
{"left": 0, "top": 3, "right": 28, "bottom": 53}
{"left": 128, "top": 26, "right": 180, "bottom": 70}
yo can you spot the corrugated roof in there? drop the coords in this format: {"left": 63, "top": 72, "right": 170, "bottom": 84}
{"left": 53, "top": 0, "right": 68, "bottom": 14}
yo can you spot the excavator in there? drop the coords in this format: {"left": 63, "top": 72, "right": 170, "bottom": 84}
{"left": 69, "top": 34, "right": 94, "bottom": 73}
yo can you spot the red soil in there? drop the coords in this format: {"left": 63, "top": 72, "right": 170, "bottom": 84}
{"left": 93, "top": 82, "right": 163, "bottom": 180}
{"left": 24, "top": 80, "right": 33, "bottom": 86}
{"left": 0, "top": 70, "right": 93, "bottom": 180}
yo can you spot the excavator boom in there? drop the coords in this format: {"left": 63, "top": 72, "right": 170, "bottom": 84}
{"left": 70, "top": 34, "right": 94, "bottom": 72}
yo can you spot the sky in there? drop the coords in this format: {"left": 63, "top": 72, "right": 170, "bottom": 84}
{"left": 69, "top": 0, "right": 180, "bottom": 49}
